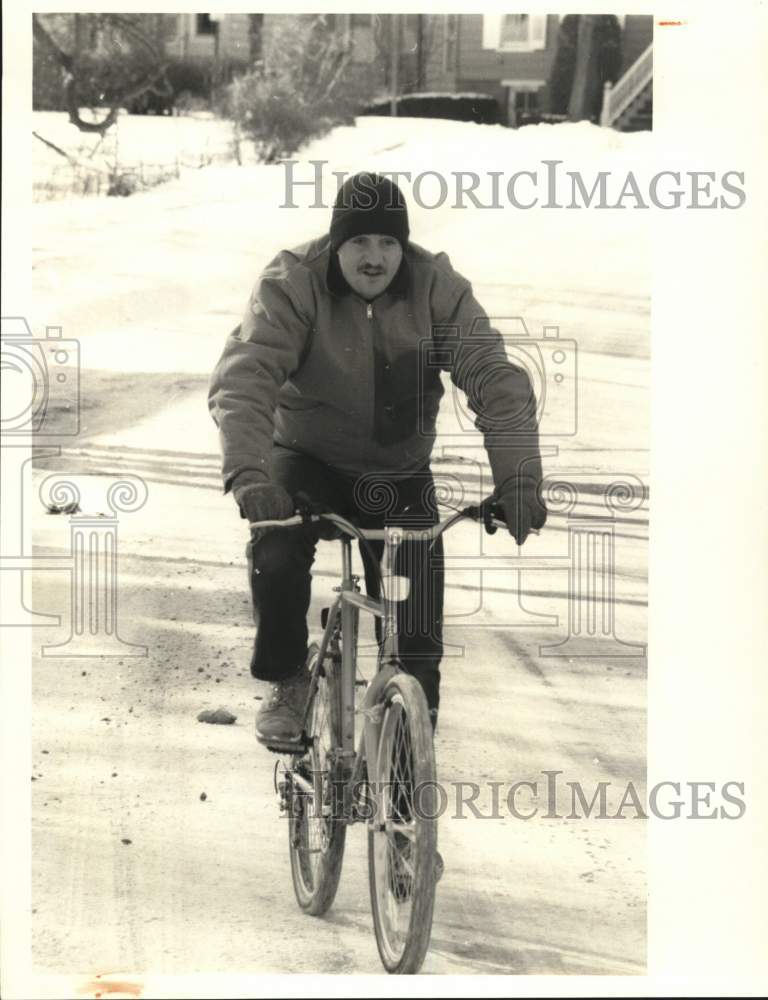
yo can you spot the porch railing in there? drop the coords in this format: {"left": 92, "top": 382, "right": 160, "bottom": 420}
{"left": 600, "top": 43, "right": 653, "bottom": 127}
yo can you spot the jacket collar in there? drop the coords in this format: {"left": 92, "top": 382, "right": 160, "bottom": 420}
{"left": 325, "top": 244, "right": 411, "bottom": 300}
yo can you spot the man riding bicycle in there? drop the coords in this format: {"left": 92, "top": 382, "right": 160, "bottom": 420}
{"left": 208, "top": 172, "right": 547, "bottom": 746}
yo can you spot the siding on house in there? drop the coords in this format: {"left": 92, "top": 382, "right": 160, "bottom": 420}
{"left": 458, "top": 14, "right": 561, "bottom": 122}
{"left": 423, "top": 14, "right": 560, "bottom": 121}
{"left": 423, "top": 14, "right": 460, "bottom": 91}
{"left": 455, "top": 14, "right": 561, "bottom": 87}
{"left": 423, "top": 13, "right": 653, "bottom": 124}
{"left": 620, "top": 14, "right": 654, "bottom": 74}
{"left": 450, "top": 14, "right": 652, "bottom": 87}
{"left": 164, "top": 13, "right": 250, "bottom": 62}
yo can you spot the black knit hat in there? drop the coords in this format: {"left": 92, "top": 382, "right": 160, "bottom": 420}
{"left": 329, "top": 173, "right": 410, "bottom": 251}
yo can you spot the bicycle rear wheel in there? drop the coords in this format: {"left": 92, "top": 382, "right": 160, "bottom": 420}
{"left": 288, "top": 642, "right": 346, "bottom": 915}
{"left": 368, "top": 672, "right": 438, "bottom": 974}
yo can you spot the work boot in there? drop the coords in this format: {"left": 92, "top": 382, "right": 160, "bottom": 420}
{"left": 255, "top": 667, "right": 311, "bottom": 746}
{"left": 390, "top": 832, "right": 444, "bottom": 896}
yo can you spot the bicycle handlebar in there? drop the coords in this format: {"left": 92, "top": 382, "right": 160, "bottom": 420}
{"left": 248, "top": 500, "right": 539, "bottom": 541}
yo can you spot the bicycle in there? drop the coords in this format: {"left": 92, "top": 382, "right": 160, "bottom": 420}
{"left": 249, "top": 496, "right": 518, "bottom": 974}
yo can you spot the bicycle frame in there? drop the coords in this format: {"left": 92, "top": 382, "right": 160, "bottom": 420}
{"left": 305, "top": 521, "right": 411, "bottom": 800}
{"left": 252, "top": 503, "right": 532, "bottom": 819}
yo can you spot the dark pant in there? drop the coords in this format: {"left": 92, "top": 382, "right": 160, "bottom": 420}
{"left": 246, "top": 446, "right": 444, "bottom": 714}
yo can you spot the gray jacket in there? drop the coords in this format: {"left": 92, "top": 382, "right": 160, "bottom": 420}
{"left": 208, "top": 235, "right": 543, "bottom": 494}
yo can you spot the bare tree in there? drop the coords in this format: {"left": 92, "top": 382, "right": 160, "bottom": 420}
{"left": 372, "top": 13, "right": 437, "bottom": 93}
{"left": 33, "top": 13, "right": 171, "bottom": 136}
{"left": 414, "top": 14, "right": 440, "bottom": 91}
{"left": 567, "top": 15, "right": 598, "bottom": 121}
{"left": 226, "top": 14, "right": 358, "bottom": 162}
{"left": 560, "top": 14, "right": 623, "bottom": 123}
{"left": 247, "top": 14, "right": 264, "bottom": 65}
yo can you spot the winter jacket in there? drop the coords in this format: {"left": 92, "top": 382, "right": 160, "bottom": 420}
{"left": 208, "top": 235, "right": 543, "bottom": 495}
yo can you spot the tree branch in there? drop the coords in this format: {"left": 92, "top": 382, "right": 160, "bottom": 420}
{"left": 32, "top": 130, "right": 105, "bottom": 175}
{"left": 34, "top": 12, "right": 171, "bottom": 136}
{"left": 32, "top": 130, "right": 76, "bottom": 162}
{"left": 63, "top": 63, "right": 170, "bottom": 135}
{"left": 106, "top": 14, "right": 164, "bottom": 63}
{"left": 32, "top": 13, "right": 74, "bottom": 71}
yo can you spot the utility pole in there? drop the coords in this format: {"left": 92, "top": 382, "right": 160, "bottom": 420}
{"left": 568, "top": 14, "right": 598, "bottom": 121}
{"left": 209, "top": 12, "right": 221, "bottom": 84}
{"left": 416, "top": 14, "right": 424, "bottom": 90}
{"left": 390, "top": 13, "right": 399, "bottom": 116}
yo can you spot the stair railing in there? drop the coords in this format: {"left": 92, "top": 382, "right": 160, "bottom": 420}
{"left": 600, "top": 43, "right": 653, "bottom": 127}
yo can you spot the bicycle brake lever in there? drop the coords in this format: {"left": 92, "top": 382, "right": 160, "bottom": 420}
{"left": 485, "top": 502, "right": 541, "bottom": 538}
{"left": 483, "top": 504, "right": 498, "bottom": 535}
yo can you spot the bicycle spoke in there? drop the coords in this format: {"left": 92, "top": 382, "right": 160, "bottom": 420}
{"left": 389, "top": 822, "right": 415, "bottom": 840}
{"left": 387, "top": 706, "right": 416, "bottom": 829}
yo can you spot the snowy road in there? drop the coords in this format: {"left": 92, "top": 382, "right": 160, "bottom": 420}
{"left": 28, "top": 117, "right": 648, "bottom": 976}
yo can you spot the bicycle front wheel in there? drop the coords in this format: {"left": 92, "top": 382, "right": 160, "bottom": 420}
{"left": 368, "top": 672, "right": 438, "bottom": 974}
{"left": 288, "top": 643, "right": 346, "bottom": 916}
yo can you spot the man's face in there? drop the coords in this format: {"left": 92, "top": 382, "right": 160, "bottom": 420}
{"left": 337, "top": 234, "right": 403, "bottom": 300}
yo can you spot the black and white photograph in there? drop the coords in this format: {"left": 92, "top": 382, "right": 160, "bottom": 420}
{"left": 1, "top": 3, "right": 766, "bottom": 995}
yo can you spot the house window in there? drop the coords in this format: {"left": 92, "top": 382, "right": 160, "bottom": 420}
{"left": 482, "top": 14, "right": 547, "bottom": 52}
{"left": 500, "top": 14, "right": 529, "bottom": 46}
{"left": 502, "top": 79, "right": 545, "bottom": 125}
{"left": 516, "top": 88, "right": 539, "bottom": 112}
{"left": 196, "top": 14, "right": 217, "bottom": 36}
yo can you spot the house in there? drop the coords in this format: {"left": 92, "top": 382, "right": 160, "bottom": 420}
{"left": 420, "top": 13, "right": 653, "bottom": 130}
{"left": 161, "top": 12, "right": 388, "bottom": 97}
{"left": 159, "top": 12, "right": 654, "bottom": 129}
{"left": 32, "top": 13, "right": 253, "bottom": 110}
{"left": 161, "top": 13, "right": 251, "bottom": 64}
{"left": 33, "top": 12, "right": 652, "bottom": 130}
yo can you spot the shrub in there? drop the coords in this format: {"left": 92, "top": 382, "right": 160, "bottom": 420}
{"left": 126, "top": 58, "right": 216, "bottom": 115}
{"left": 224, "top": 16, "right": 371, "bottom": 162}
{"left": 547, "top": 15, "right": 580, "bottom": 117}
{"left": 547, "top": 15, "right": 623, "bottom": 120}
{"left": 72, "top": 50, "right": 153, "bottom": 107}
{"left": 225, "top": 74, "right": 325, "bottom": 163}
{"left": 33, "top": 14, "right": 169, "bottom": 115}
{"left": 360, "top": 92, "right": 499, "bottom": 125}
{"left": 107, "top": 171, "right": 139, "bottom": 197}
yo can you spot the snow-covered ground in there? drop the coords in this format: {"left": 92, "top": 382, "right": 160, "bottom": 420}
{"left": 32, "top": 115, "right": 650, "bottom": 364}
{"left": 29, "top": 115, "right": 649, "bottom": 976}
{"left": 33, "top": 110, "right": 242, "bottom": 200}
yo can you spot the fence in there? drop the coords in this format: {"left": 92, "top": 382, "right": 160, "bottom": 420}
{"left": 32, "top": 110, "right": 249, "bottom": 201}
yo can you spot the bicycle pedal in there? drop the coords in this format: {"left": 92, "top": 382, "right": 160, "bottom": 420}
{"left": 262, "top": 736, "right": 310, "bottom": 755}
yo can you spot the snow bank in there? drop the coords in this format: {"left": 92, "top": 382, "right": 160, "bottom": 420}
{"left": 32, "top": 114, "right": 651, "bottom": 374}
{"left": 33, "top": 110, "right": 242, "bottom": 200}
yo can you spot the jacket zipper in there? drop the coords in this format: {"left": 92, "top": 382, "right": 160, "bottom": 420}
{"left": 364, "top": 300, "right": 375, "bottom": 445}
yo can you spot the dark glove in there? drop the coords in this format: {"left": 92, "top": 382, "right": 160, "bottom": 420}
{"left": 233, "top": 481, "right": 294, "bottom": 524}
{"left": 294, "top": 491, "right": 341, "bottom": 541}
{"left": 497, "top": 476, "right": 547, "bottom": 545}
